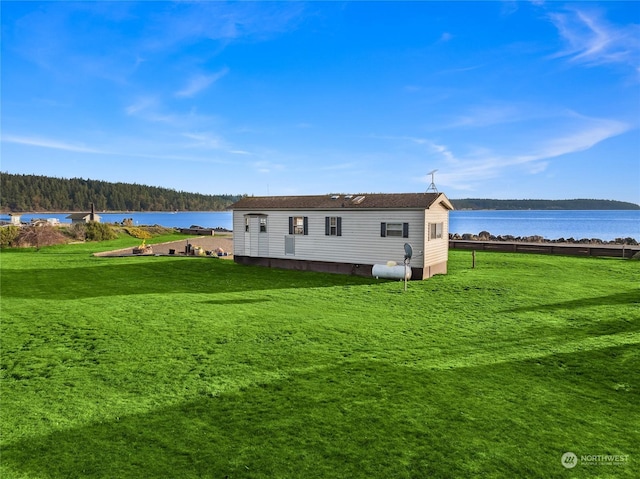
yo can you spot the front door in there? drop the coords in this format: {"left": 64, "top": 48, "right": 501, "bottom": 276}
{"left": 244, "top": 215, "right": 268, "bottom": 257}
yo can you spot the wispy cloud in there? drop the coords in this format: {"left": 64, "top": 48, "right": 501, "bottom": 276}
{"left": 144, "top": 2, "right": 305, "bottom": 53}
{"left": 181, "top": 132, "right": 225, "bottom": 150}
{"left": 182, "top": 132, "right": 253, "bottom": 156}
{"left": 369, "top": 134, "right": 461, "bottom": 164}
{"left": 421, "top": 115, "right": 630, "bottom": 190}
{"left": 534, "top": 116, "right": 629, "bottom": 159}
{"left": 548, "top": 7, "right": 640, "bottom": 71}
{"left": 442, "top": 104, "right": 523, "bottom": 129}
{"left": 125, "top": 97, "right": 216, "bottom": 128}
{"left": 320, "top": 162, "right": 356, "bottom": 171}
{"left": 1, "top": 132, "right": 233, "bottom": 165}
{"left": 1, "top": 134, "right": 106, "bottom": 154}
{"left": 175, "top": 68, "right": 229, "bottom": 98}
{"left": 125, "top": 96, "right": 157, "bottom": 116}
{"left": 253, "top": 160, "right": 285, "bottom": 174}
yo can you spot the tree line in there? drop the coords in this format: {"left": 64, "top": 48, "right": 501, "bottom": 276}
{"left": 2, "top": 172, "right": 637, "bottom": 212}
{"left": 0, "top": 172, "right": 242, "bottom": 212}
{"left": 450, "top": 198, "right": 640, "bottom": 210}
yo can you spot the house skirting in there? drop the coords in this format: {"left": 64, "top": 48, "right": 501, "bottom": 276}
{"left": 234, "top": 256, "right": 447, "bottom": 280}
{"left": 422, "top": 260, "right": 447, "bottom": 279}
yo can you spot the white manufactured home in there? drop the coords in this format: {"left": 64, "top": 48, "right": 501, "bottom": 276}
{"left": 230, "top": 192, "right": 454, "bottom": 279}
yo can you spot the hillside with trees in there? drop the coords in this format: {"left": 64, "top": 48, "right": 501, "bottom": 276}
{"left": 1, "top": 173, "right": 242, "bottom": 212}
{"left": 450, "top": 198, "right": 640, "bottom": 210}
{"left": 2, "top": 172, "right": 638, "bottom": 212}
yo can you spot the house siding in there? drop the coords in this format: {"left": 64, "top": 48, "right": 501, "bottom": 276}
{"left": 421, "top": 202, "right": 450, "bottom": 277}
{"left": 232, "top": 193, "right": 453, "bottom": 279}
{"left": 235, "top": 209, "right": 425, "bottom": 266}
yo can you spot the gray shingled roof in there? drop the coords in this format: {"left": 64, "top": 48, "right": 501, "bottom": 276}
{"left": 231, "top": 192, "right": 452, "bottom": 210}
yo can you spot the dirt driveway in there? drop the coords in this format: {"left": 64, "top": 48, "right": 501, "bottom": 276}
{"left": 95, "top": 234, "right": 234, "bottom": 258}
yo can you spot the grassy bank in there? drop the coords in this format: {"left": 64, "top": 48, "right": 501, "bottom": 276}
{"left": 1, "top": 240, "right": 638, "bottom": 478}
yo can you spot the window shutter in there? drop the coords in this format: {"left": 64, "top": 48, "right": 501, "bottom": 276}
{"left": 403, "top": 223, "right": 409, "bottom": 238}
{"left": 303, "top": 216, "right": 309, "bottom": 235}
{"left": 289, "top": 217, "right": 294, "bottom": 235}
{"left": 380, "top": 222, "right": 386, "bottom": 237}
{"left": 337, "top": 217, "right": 342, "bottom": 236}
{"left": 325, "top": 217, "right": 330, "bottom": 236}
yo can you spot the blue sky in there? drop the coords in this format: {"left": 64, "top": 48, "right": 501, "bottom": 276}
{"left": 2, "top": 1, "right": 639, "bottom": 203}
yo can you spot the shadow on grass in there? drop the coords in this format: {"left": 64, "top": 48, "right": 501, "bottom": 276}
{"left": 0, "top": 258, "right": 378, "bottom": 300}
{"left": 2, "top": 344, "right": 637, "bottom": 479}
{"left": 501, "top": 290, "right": 640, "bottom": 313}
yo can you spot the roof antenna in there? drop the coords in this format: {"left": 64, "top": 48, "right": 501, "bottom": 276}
{"left": 426, "top": 169, "right": 438, "bottom": 193}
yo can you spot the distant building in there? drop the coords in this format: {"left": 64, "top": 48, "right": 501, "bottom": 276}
{"left": 34, "top": 218, "right": 60, "bottom": 226}
{"left": 9, "top": 214, "right": 22, "bottom": 225}
{"left": 66, "top": 212, "right": 101, "bottom": 224}
{"left": 230, "top": 192, "right": 454, "bottom": 280}
{"left": 66, "top": 203, "right": 101, "bottom": 224}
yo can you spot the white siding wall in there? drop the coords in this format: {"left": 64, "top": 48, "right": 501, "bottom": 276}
{"left": 233, "top": 214, "right": 246, "bottom": 256}
{"left": 423, "top": 202, "right": 450, "bottom": 268}
{"left": 234, "top": 209, "right": 426, "bottom": 266}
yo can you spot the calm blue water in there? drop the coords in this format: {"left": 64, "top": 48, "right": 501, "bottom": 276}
{"left": 4, "top": 210, "right": 639, "bottom": 241}
{"left": 449, "top": 210, "right": 639, "bottom": 241}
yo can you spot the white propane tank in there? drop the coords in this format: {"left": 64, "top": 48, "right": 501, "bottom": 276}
{"left": 372, "top": 263, "right": 412, "bottom": 280}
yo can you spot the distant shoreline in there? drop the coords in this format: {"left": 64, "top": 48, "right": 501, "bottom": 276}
{"left": 449, "top": 198, "right": 640, "bottom": 210}
{"left": 3, "top": 204, "right": 640, "bottom": 214}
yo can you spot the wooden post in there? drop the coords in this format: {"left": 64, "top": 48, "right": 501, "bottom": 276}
{"left": 404, "top": 260, "right": 408, "bottom": 292}
{"left": 472, "top": 250, "right": 476, "bottom": 269}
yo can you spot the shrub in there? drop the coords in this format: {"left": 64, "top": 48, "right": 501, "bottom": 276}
{"left": 0, "top": 225, "right": 20, "bottom": 247}
{"left": 144, "top": 225, "right": 175, "bottom": 235}
{"left": 66, "top": 223, "right": 87, "bottom": 241}
{"left": 84, "top": 221, "right": 117, "bottom": 241}
{"left": 14, "top": 225, "right": 67, "bottom": 249}
{"left": 124, "top": 227, "right": 152, "bottom": 240}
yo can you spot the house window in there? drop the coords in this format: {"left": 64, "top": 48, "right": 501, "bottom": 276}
{"left": 429, "top": 222, "right": 443, "bottom": 240}
{"left": 325, "top": 216, "right": 342, "bottom": 236}
{"left": 289, "top": 216, "right": 308, "bottom": 235}
{"left": 259, "top": 217, "right": 267, "bottom": 233}
{"left": 381, "top": 222, "right": 409, "bottom": 238}
{"left": 245, "top": 217, "right": 250, "bottom": 232}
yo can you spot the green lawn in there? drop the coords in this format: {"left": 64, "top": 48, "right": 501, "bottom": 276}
{"left": 1, "top": 238, "right": 638, "bottom": 478}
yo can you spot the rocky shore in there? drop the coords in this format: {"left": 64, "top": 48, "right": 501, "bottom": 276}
{"left": 449, "top": 231, "right": 639, "bottom": 245}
